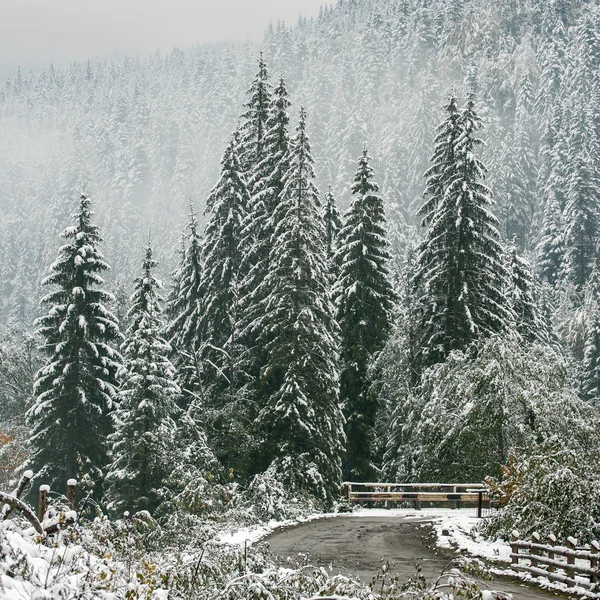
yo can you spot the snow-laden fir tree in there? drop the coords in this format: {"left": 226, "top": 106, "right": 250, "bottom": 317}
{"left": 27, "top": 193, "right": 122, "bottom": 496}
{"left": 164, "top": 204, "right": 204, "bottom": 404}
{"left": 413, "top": 93, "right": 511, "bottom": 375}
{"left": 418, "top": 96, "right": 461, "bottom": 227}
{"left": 562, "top": 8, "right": 600, "bottom": 289}
{"left": 255, "top": 108, "right": 345, "bottom": 503}
{"left": 581, "top": 299, "right": 600, "bottom": 404}
{"left": 321, "top": 187, "right": 343, "bottom": 262}
{"left": 505, "top": 238, "right": 543, "bottom": 344}
{"left": 199, "top": 133, "right": 250, "bottom": 468}
{"left": 334, "top": 147, "right": 395, "bottom": 481}
{"left": 537, "top": 190, "right": 565, "bottom": 286}
{"left": 105, "top": 241, "right": 179, "bottom": 515}
{"left": 239, "top": 54, "right": 273, "bottom": 173}
{"left": 237, "top": 75, "right": 292, "bottom": 446}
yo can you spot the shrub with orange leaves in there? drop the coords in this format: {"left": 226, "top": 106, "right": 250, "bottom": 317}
{"left": 484, "top": 449, "right": 524, "bottom": 508}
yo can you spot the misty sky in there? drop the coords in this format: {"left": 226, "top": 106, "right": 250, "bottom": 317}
{"left": 0, "top": 0, "right": 325, "bottom": 76}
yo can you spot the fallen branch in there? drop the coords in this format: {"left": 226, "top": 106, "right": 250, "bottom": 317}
{"left": 0, "top": 490, "right": 44, "bottom": 534}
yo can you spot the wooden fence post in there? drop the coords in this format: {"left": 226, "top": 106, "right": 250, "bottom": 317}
{"left": 477, "top": 491, "right": 483, "bottom": 518}
{"left": 547, "top": 534, "right": 557, "bottom": 573}
{"left": 566, "top": 536, "right": 577, "bottom": 587}
{"left": 590, "top": 540, "right": 599, "bottom": 584}
{"left": 511, "top": 530, "right": 520, "bottom": 567}
{"left": 530, "top": 532, "right": 540, "bottom": 568}
{"left": 66, "top": 479, "right": 77, "bottom": 508}
{"left": 38, "top": 484, "right": 49, "bottom": 522}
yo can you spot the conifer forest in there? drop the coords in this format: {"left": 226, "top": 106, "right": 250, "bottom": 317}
{"left": 1, "top": 0, "right": 600, "bottom": 598}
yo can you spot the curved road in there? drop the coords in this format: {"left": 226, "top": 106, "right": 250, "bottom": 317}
{"left": 264, "top": 515, "right": 567, "bottom": 600}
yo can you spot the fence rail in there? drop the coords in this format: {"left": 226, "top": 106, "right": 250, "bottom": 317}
{"left": 511, "top": 531, "right": 600, "bottom": 592}
{"left": 342, "top": 482, "right": 489, "bottom": 517}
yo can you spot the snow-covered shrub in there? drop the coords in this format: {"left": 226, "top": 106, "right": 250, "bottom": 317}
{"left": 242, "top": 461, "right": 320, "bottom": 522}
{"left": 403, "top": 336, "right": 585, "bottom": 482}
{"left": 482, "top": 434, "right": 600, "bottom": 543}
{"left": 0, "top": 518, "right": 116, "bottom": 599}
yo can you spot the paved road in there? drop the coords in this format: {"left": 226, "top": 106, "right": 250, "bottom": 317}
{"left": 264, "top": 516, "right": 568, "bottom": 600}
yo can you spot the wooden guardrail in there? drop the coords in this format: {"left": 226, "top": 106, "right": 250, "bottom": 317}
{"left": 511, "top": 530, "right": 600, "bottom": 592}
{"left": 343, "top": 482, "right": 489, "bottom": 517}
{"left": 0, "top": 472, "right": 78, "bottom": 535}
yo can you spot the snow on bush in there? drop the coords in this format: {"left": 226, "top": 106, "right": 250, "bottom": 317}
{"left": 482, "top": 435, "right": 600, "bottom": 543}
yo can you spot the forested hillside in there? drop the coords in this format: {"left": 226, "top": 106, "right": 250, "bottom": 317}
{"left": 1, "top": 1, "right": 600, "bottom": 583}
{"left": 1, "top": 0, "right": 597, "bottom": 323}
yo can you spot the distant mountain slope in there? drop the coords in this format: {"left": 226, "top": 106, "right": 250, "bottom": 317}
{"left": 0, "top": 0, "right": 597, "bottom": 322}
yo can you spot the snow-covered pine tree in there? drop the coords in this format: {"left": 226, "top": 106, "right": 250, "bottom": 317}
{"left": 562, "top": 8, "right": 600, "bottom": 289}
{"left": 418, "top": 96, "right": 461, "bottom": 227}
{"left": 199, "top": 133, "right": 250, "bottom": 468}
{"left": 334, "top": 147, "right": 395, "bottom": 481}
{"left": 581, "top": 300, "right": 600, "bottom": 404}
{"left": 237, "top": 75, "right": 292, "bottom": 451}
{"left": 105, "top": 241, "right": 179, "bottom": 515}
{"left": 505, "top": 238, "right": 543, "bottom": 344}
{"left": 413, "top": 94, "right": 511, "bottom": 374}
{"left": 537, "top": 190, "right": 565, "bottom": 286}
{"left": 256, "top": 108, "right": 344, "bottom": 504}
{"left": 164, "top": 204, "right": 204, "bottom": 404}
{"left": 321, "top": 186, "right": 343, "bottom": 262}
{"left": 27, "top": 193, "right": 122, "bottom": 497}
{"left": 239, "top": 54, "right": 273, "bottom": 173}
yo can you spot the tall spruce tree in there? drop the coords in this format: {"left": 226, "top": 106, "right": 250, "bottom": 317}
{"left": 537, "top": 190, "right": 565, "bottom": 286}
{"left": 322, "top": 187, "right": 343, "bottom": 262}
{"left": 164, "top": 204, "right": 204, "bottom": 403}
{"left": 418, "top": 96, "right": 462, "bottom": 227}
{"left": 505, "top": 238, "right": 543, "bottom": 344}
{"left": 27, "top": 193, "right": 122, "bottom": 496}
{"left": 581, "top": 300, "right": 600, "bottom": 404}
{"left": 239, "top": 54, "right": 273, "bottom": 173}
{"left": 413, "top": 94, "right": 511, "bottom": 374}
{"left": 335, "top": 147, "right": 395, "bottom": 481}
{"left": 256, "top": 108, "right": 344, "bottom": 503}
{"left": 105, "top": 241, "right": 179, "bottom": 515}
{"left": 237, "top": 74, "right": 292, "bottom": 454}
{"left": 199, "top": 134, "right": 250, "bottom": 468}
{"left": 562, "top": 9, "right": 600, "bottom": 288}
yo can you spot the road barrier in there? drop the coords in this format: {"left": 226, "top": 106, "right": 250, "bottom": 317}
{"left": 342, "top": 482, "right": 489, "bottom": 517}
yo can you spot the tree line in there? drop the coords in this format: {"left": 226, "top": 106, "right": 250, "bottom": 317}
{"left": 24, "top": 41, "right": 600, "bottom": 514}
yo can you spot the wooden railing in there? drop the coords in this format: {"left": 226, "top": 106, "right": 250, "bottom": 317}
{"left": 511, "top": 530, "right": 600, "bottom": 592}
{"left": 0, "top": 472, "right": 78, "bottom": 535}
{"left": 343, "top": 482, "right": 489, "bottom": 517}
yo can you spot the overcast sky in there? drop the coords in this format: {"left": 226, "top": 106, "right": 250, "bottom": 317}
{"left": 0, "top": 0, "right": 325, "bottom": 76}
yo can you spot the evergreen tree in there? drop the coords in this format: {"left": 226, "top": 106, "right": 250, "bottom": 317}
{"left": 335, "top": 147, "right": 395, "bottom": 480}
{"left": 564, "top": 144, "right": 600, "bottom": 288}
{"left": 27, "top": 194, "right": 122, "bottom": 496}
{"left": 413, "top": 94, "right": 511, "bottom": 374}
{"left": 418, "top": 96, "right": 461, "bottom": 227}
{"left": 164, "top": 204, "right": 204, "bottom": 403}
{"left": 505, "top": 238, "right": 543, "bottom": 344}
{"left": 537, "top": 190, "right": 565, "bottom": 286}
{"left": 581, "top": 300, "right": 600, "bottom": 404}
{"left": 256, "top": 108, "right": 344, "bottom": 503}
{"left": 237, "top": 75, "right": 292, "bottom": 454}
{"left": 105, "top": 242, "right": 179, "bottom": 515}
{"left": 200, "top": 133, "right": 250, "bottom": 467}
{"left": 562, "top": 8, "right": 600, "bottom": 288}
{"left": 239, "top": 54, "right": 273, "bottom": 173}
{"left": 321, "top": 187, "right": 343, "bottom": 262}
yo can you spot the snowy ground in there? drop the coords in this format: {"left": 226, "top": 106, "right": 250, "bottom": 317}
{"left": 218, "top": 508, "right": 597, "bottom": 598}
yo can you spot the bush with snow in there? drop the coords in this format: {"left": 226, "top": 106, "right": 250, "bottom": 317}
{"left": 482, "top": 434, "right": 600, "bottom": 543}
